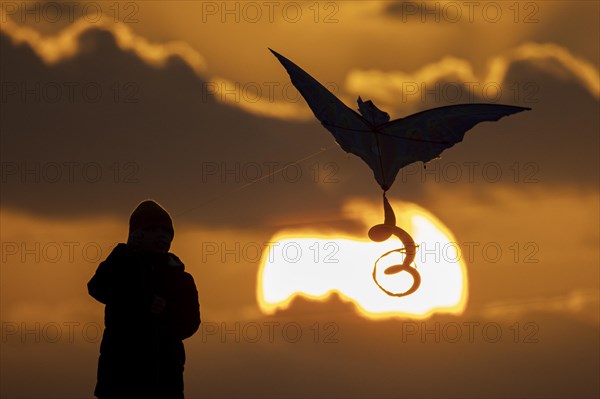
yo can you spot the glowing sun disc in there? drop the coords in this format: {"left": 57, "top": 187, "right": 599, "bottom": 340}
{"left": 257, "top": 199, "right": 468, "bottom": 320}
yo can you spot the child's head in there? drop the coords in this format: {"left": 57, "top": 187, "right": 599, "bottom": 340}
{"left": 127, "top": 200, "right": 174, "bottom": 253}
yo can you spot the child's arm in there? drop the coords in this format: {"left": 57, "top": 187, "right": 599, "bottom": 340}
{"left": 167, "top": 272, "right": 201, "bottom": 340}
{"left": 87, "top": 243, "right": 128, "bottom": 304}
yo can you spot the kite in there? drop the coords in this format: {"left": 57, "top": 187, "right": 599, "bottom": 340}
{"left": 270, "top": 48, "right": 531, "bottom": 297}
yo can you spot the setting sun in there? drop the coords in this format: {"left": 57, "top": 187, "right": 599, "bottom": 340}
{"left": 257, "top": 199, "right": 468, "bottom": 319}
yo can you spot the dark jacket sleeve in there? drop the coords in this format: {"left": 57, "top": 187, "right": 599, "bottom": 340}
{"left": 87, "top": 243, "right": 128, "bottom": 304}
{"left": 168, "top": 272, "right": 201, "bottom": 340}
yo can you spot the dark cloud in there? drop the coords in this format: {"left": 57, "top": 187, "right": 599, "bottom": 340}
{"left": 400, "top": 60, "right": 600, "bottom": 192}
{"left": 0, "top": 28, "right": 375, "bottom": 230}
{"left": 0, "top": 27, "right": 598, "bottom": 231}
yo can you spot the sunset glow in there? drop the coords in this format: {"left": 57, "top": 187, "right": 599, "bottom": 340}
{"left": 2, "top": 1, "right": 598, "bottom": 397}
{"left": 257, "top": 199, "right": 468, "bottom": 319}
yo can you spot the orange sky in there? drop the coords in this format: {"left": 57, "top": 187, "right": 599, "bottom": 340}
{"left": 1, "top": 1, "right": 598, "bottom": 398}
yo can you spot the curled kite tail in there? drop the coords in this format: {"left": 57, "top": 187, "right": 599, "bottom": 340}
{"left": 383, "top": 191, "right": 396, "bottom": 226}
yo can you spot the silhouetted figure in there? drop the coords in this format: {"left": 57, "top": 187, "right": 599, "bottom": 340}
{"left": 88, "top": 200, "right": 200, "bottom": 399}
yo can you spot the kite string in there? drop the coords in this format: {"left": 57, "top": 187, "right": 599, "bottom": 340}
{"left": 173, "top": 146, "right": 330, "bottom": 217}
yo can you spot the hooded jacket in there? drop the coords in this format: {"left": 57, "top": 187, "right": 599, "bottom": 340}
{"left": 88, "top": 243, "right": 200, "bottom": 399}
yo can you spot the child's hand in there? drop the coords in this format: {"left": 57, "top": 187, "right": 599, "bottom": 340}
{"left": 151, "top": 295, "right": 166, "bottom": 315}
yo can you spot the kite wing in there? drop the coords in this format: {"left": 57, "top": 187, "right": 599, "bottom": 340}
{"left": 270, "top": 48, "right": 531, "bottom": 190}
{"left": 375, "top": 103, "right": 531, "bottom": 189}
{"left": 269, "top": 49, "right": 381, "bottom": 179}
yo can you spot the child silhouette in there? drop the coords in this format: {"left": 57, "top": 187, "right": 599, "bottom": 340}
{"left": 88, "top": 200, "right": 200, "bottom": 398}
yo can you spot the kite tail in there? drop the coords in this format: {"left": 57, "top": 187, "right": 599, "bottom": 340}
{"left": 383, "top": 192, "right": 396, "bottom": 226}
